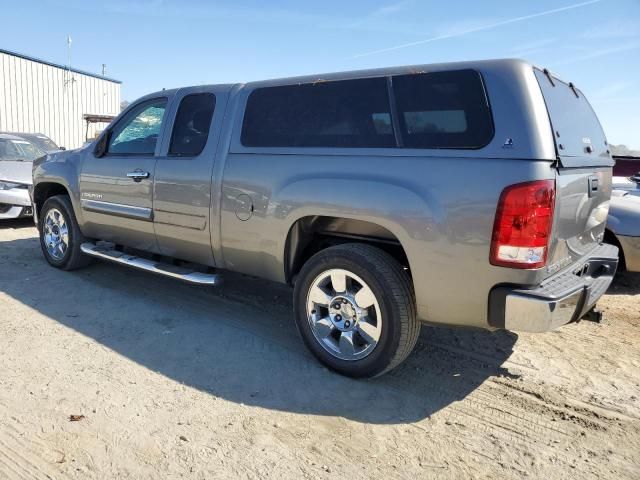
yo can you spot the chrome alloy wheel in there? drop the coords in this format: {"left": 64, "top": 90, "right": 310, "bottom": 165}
{"left": 306, "top": 268, "right": 382, "bottom": 361}
{"left": 43, "top": 208, "right": 69, "bottom": 260}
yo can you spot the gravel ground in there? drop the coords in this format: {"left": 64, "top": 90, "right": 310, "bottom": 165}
{"left": 1, "top": 218, "right": 639, "bottom": 479}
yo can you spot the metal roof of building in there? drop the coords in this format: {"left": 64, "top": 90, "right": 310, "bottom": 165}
{"left": 0, "top": 48, "right": 122, "bottom": 84}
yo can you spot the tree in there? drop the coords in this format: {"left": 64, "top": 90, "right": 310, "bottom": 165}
{"left": 610, "top": 144, "right": 640, "bottom": 157}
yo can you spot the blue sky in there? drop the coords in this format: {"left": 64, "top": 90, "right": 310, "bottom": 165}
{"left": 2, "top": 0, "right": 639, "bottom": 148}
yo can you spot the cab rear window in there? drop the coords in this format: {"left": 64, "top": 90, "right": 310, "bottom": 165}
{"left": 241, "top": 69, "right": 494, "bottom": 150}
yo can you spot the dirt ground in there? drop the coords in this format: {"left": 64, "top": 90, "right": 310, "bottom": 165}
{"left": 1, "top": 218, "right": 639, "bottom": 480}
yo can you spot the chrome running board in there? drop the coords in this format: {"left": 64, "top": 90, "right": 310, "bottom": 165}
{"left": 80, "top": 242, "right": 222, "bottom": 286}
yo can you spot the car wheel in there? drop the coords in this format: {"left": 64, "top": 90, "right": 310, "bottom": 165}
{"left": 39, "top": 195, "right": 91, "bottom": 271}
{"left": 293, "top": 243, "right": 420, "bottom": 378}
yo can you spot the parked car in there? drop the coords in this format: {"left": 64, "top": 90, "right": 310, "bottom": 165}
{"left": 613, "top": 155, "right": 640, "bottom": 177}
{"left": 612, "top": 174, "right": 640, "bottom": 197}
{"left": 32, "top": 59, "right": 618, "bottom": 377}
{"left": 0, "top": 133, "right": 42, "bottom": 219}
{"left": 604, "top": 191, "right": 640, "bottom": 273}
{"left": 2, "top": 132, "right": 62, "bottom": 153}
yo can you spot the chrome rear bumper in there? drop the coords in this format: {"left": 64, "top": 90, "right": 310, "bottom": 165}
{"left": 489, "top": 243, "right": 619, "bottom": 332}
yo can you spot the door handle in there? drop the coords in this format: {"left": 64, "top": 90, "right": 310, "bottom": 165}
{"left": 588, "top": 176, "right": 599, "bottom": 198}
{"left": 126, "top": 169, "right": 150, "bottom": 182}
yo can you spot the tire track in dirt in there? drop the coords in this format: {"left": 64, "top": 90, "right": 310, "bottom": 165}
{"left": 0, "top": 422, "right": 68, "bottom": 480}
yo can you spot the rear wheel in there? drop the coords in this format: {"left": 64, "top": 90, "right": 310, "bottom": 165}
{"left": 293, "top": 243, "right": 420, "bottom": 378}
{"left": 39, "top": 195, "right": 91, "bottom": 270}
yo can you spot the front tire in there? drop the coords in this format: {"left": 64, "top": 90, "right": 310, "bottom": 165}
{"left": 39, "top": 195, "right": 91, "bottom": 270}
{"left": 293, "top": 244, "right": 420, "bottom": 378}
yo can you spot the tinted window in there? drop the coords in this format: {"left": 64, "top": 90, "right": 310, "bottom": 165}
{"left": 241, "top": 78, "right": 395, "bottom": 148}
{"left": 372, "top": 112, "right": 393, "bottom": 134}
{"left": 534, "top": 69, "right": 608, "bottom": 159}
{"left": 169, "top": 93, "right": 216, "bottom": 156}
{"left": 393, "top": 70, "right": 493, "bottom": 149}
{"left": 109, "top": 98, "right": 167, "bottom": 155}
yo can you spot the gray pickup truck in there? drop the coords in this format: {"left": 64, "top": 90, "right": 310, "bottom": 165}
{"left": 31, "top": 59, "right": 618, "bottom": 378}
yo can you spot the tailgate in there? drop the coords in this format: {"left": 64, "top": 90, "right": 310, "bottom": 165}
{"left": 534, "top": 68, "right": 614, "bottom": 276}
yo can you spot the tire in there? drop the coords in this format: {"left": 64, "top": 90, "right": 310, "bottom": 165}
{"left": 293, "top": 243, "right": 420, "bottom": 378}
{"left": 39, "top": 195, "right": 92, "bottom": 271}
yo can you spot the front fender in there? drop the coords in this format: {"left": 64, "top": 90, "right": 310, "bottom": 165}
{"left": 32, "top": 150, "right": 85, "bottom": 224}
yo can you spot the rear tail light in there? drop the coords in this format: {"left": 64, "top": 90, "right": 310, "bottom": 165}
{"left": 490, "top": 180, "right": 556, "bottom": 269}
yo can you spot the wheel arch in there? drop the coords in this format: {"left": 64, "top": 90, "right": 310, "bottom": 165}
{"left": 283, "top": 215, "right": 411, "bottom": 285}
{"left": 33, "top": 182, "right": 72, "bottom": 221}
{"left": 272, "top": 175, "right": 436, "bottom": 287}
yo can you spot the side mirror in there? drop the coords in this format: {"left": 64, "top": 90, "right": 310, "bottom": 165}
{"left": 93, "top": 131, "right": 111, "bottom": 158}
{"left": 59, "top": 146, "right": 66, "bottom": 151}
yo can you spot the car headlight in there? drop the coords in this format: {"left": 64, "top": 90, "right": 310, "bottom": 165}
{"left": 0, "top": 181, "right": 23, "bottom": 190}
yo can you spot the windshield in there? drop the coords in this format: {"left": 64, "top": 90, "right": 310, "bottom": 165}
{"left": 29, "top": 135, "right": 59, "bottom": 151}
{"left": 0, "top": 138, "right": 45, "bottom": 161}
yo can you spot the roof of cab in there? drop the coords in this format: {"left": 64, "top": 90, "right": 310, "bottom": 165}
{"left": 243, "top": 58, "right": 532, "bottom": 89}
{"left": 136, "top": 84, "right": 237, "bottom": 103}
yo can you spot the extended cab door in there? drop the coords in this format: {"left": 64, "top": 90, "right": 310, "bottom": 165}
{"left": 153, "top": 87, "right": 228, "bottom": 266}
{"left": 79, "top": 96, "right": 169, "bottom": 251}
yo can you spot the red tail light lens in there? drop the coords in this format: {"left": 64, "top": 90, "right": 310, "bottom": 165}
{"left": 490, "top": 180, "right": 556, "bottom": 269}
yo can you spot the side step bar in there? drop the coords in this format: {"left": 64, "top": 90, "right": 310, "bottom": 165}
{"left": 80, "top": 242, "right": 222, "bottom": 286}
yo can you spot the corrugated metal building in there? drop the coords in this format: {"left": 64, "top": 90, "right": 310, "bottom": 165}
{"left": 0, "top": 48, "right": 121, "bottom": 149}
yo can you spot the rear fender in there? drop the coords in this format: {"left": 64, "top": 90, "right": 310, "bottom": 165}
{"left": 277, "top": 175, "right": 441, "bottom": 316}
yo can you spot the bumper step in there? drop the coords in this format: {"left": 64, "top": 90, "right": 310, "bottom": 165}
{"left": 80, "top": 242, "right": 222, "bottom": 286}
{"left": 488, "top": 243, "right": 618, "bottom": 332}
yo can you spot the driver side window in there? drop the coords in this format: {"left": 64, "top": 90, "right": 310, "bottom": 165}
{"left": 109, "top": 98, "right": 167, "bottom": 155}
